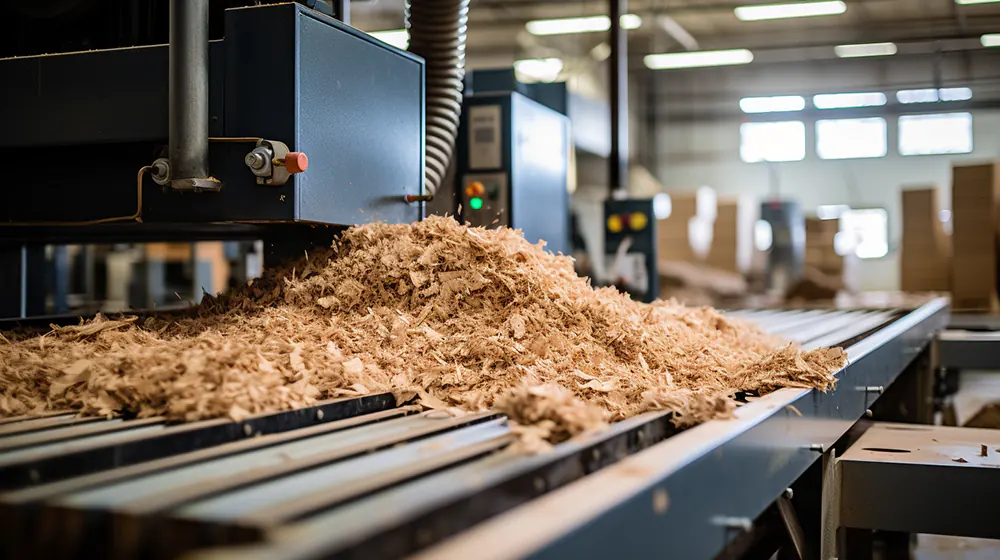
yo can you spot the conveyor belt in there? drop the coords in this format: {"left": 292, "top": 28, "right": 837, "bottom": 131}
{"left": 0, "top": 301, "right": 948, "bottom": 560}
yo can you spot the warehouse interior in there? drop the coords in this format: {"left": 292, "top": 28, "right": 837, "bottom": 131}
{"left": 2, "top": 1, "right": 1000, "bottom": 559}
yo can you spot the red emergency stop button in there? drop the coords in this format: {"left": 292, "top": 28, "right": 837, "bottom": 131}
{"left": 284, "top": 152, "right": 309, "bottom": 174}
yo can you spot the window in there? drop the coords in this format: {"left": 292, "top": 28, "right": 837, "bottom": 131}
{"left": 839, "top": 208, "right": 888, "bottom": 259}
{"left": 813, "top": 92, "right": 887, "bottom": 109}
{"left": 740, "top": 121, "right": 806, "bottom": 163}
{"left": 816, "top": 117, "right": 887, "bottom": 160}
{"left": 897, "top": 87, "right": 972, "bottom": 104}
{"left": 898, "top": 113, "right": 973, "bottom": 156}
{"left": 739, "top": 95, "right": 806, "bottom": 113}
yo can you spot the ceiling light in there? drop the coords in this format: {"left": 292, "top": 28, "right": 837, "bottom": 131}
{"left": 739, "top": 95, "right": 806, "bottom": 113}
{"left": 939, "top": 87, "right": 973, "bottom": 101}
{"left": 645, "top": 48, "right": 754, "bottom": 70}
{"left": 982, "top": 33, "right": 1000, "bottom": 47}
{"left": 834, "top": 42, "right": 897, "bottom": 58}
{"left": 369, "top": 29, "right": 408, "bottom": 50}
{"left": 514, "top": 58, "right": 564, "bottom": 83}
{"left": 897, "top": 87, "right": 973, "bottom": 103}
{"left": 735, "top": 1, "right": 846, "bottom": 21}
{"left": 813, "top": 92, "right": 886, "bottom": 109}
{"left": 956, "top": 0, "right": 1000, "bottom": 5}
{"left": 526, "top": 14, "right": 642, "bottom": 36}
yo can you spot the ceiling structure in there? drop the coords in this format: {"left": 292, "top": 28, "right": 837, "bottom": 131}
{"left": 351, "top": 0, "right": 1000, "bottom": 63}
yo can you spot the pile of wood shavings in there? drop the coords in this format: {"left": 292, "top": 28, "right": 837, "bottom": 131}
{"left": 0, "top": 216, "right": 845, "bottom": 443}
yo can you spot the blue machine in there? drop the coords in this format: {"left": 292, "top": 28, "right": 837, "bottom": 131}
{"left": 456, "top": 71, "right": 571, "bottom": 256}
{"left": 0, "top": 3, "right": 424, "bottom": 229}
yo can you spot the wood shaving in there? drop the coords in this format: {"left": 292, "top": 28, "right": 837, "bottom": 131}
{"left": 0, "top": 216, "right": 845, "bottom": 441}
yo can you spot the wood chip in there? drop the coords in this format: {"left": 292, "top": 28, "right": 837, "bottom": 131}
{"left": 0, "top": 216, "right": 845, "bottom": 441}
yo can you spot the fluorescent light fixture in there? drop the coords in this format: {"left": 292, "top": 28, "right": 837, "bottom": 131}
{"left": 956, "top": 0, "right": 1000, "bottom": 5}
{"left": 813, "top": 91, "right": 886, "bottom": 109}
{"left": 513, "top": 58, "right": 564, "bottom": 83}
{"left": 526, "top": 14, "right": 642, "bottom": 36}
{"left": 735, "top": 1, "right": 846, "bottom": 21}
{"left": 621, "top": 14, "right": 643, "bottom": 29}
{"left": 369, "top": 29, "right": 408, "bottom": 49}
{"left": 897, "top": 87, "right": 973, "bottom": 103}
{"left": 645, "top": 48, "right": 754, "bottom": 70}
{"left": 983, "top": 33, "right": 1000, "bottom": 47}
{"left": 834, "top": 42, "right": 897, "bottom": 58}
{"left": 939, "top": 87, "right": 973, "bottom": 101}
{"left": 897, "top": 88, "right": 938, "bottom": 103}
{"left": 739, "top": 95, "right": 806, "bottom": 113}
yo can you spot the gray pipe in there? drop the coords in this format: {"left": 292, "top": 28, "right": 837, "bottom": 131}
{"left": 168, "top": 0, "right": 212, "bottom": 191}
{"left": 406, "top": 0, "right": 470, "bottom": 198}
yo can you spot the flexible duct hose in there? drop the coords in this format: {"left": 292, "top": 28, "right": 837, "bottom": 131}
{"left": 406, "top": 0, "right": 470, "bottom": 198}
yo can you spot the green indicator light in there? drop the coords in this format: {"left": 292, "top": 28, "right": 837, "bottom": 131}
{"left": 469, "top": 197, "right": 484, "bottom": 210}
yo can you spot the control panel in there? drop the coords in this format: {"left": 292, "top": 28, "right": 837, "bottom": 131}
{"left": 460, "top": 173, "right": 509, "bottom": 228}
{"left": 605, "top": 199, "right": 659, "bottom": 303}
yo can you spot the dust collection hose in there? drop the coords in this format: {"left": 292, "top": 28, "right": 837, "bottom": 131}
{"left": 406, "top": 0, "right": 470, "bottom": 199}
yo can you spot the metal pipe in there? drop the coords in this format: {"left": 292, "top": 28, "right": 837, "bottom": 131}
{"left": 609, "top": 0, "right": 628, "bottom": 195}
{"left": 168, "top": 0, "right": 211, "bottom": 191}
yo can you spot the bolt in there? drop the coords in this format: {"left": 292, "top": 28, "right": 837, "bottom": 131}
{"left": 316, "top": 409, "right": 324, "bottom": 421}
{"left": 806, "top": 443, "right": 825, "bottom": 452}
{"left": 712, "top": 516, "right": 753, "bottom": 532}
{"left": 150, "top": 158, "right": 171, "bottom": 186}
{"left": 865, "top": 409, "right": 873, "bottom": 418}
{"left": 864, "top": 386, "right": 884, "bottom": 394}
{"left": 245, "top": 151, "right": 267, "bottom": 170}
{"left": 533, "top": 477, "right": 546, "bottom": 492}
{"left": 783, "top": 488, "right": 794, "bottom": 499}
{"left": 636, "top": 430, "right": 646, "bottom": 443}
{"left": 243, "top": 424, "right": 253, "bottom": 437}
{"left": 652, "top": 488, "right": 669, "bottom": 514}
{"left": 591, "top": 448, "right": 602, "bottom": 461}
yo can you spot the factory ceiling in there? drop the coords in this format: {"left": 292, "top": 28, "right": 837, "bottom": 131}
{"left": 352, "top": 0, "right": 1000, "bottom": 62}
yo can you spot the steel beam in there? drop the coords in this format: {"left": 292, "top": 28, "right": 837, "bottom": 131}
{"left": 608, "top": 0, "right": 628, "bottom": 194}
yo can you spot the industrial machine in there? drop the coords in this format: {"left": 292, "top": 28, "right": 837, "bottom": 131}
{"left": 760, "top": 199, "right": 806, "bottom": 292}
{"left": 456, "top": 70, "right": 571, "bottom": 255}
{"left": 0, "top": 0, "right": 468, "bottom": 318}
{"left": 604, "top": 198, "right": 659, "bottom": 302}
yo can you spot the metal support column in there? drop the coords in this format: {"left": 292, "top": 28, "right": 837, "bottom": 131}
{"left": 168, "top": 0, "right": 214, "bottom": 192}
{"left": 608, "top": 0, "right": 628, "bottom": 196}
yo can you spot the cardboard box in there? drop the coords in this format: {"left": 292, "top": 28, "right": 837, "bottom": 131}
{"left": 657, "top": 188, "right": 717, "bottom": 263}
{"left": 901, "top": 187, "right": 951, "bottom": 294}
{"left": 706, "top": 196, "right": 756, "bottom": 273}
{"left": 950, "top": 163, "right": 1000, "bottom": 311}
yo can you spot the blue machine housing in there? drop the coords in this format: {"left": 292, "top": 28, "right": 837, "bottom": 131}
{"left": 0, "top": 3, "right": 424, "bottom": 229}
{"left": 456, "top": 88, "right": 570, "bottom": 256}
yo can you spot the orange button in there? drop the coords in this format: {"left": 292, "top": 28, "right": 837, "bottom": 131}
{"left": 607, "top": 214, "right": 623, "bottom": 233}
{"left": 284, "top": 152, "right": 309, "bottom": 174}
{"left": 465, "top": 181, "right": 485, "bottom": 198}
{"left": 630, "top": 212, "right": 648, "bottom": 231}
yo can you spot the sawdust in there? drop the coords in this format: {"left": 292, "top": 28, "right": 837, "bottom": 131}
{"left": 0, "top": 216, "right": 845, "bottom": 442}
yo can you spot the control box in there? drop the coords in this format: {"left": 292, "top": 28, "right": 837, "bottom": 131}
{"left": 605, "top": 199, "right": 659, "bottom": 303}
{"left": 457, "top": 91, "right": 570, "bottom": 255}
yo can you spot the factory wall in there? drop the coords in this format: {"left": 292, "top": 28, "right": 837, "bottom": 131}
{"left": 653, "top": 110, "right": 1000, "bottom": 291}
{"left": 645, "top": 52, "right": 1000, "bottom": 291}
